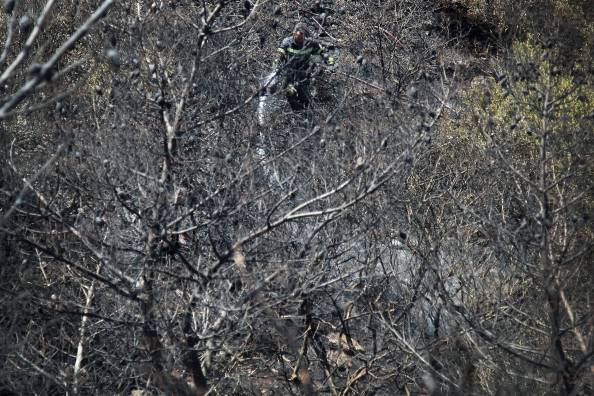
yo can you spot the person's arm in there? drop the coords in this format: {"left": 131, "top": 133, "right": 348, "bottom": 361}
{"left": 275, "top": 37, "right": 292, "bottom": 67}
{"left": 313, "top": 41, "right": 334, "bottom": 65}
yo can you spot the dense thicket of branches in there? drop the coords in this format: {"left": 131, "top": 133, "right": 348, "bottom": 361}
{"left": 1, "top": 1, "right": 592, "bottom": 395}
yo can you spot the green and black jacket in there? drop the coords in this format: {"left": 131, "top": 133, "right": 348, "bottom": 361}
{"left": 277, "top": 36, "right": 329, "bottom": 84}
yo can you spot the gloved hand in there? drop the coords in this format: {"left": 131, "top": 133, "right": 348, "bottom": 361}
{"left": 286, "top": 84, "right": 297, "bottom": 96}
{"left": 326, "top": 56, "right": 335, "bottom": 66}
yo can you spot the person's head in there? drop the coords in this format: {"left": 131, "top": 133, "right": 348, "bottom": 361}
{"left": 293, "top": 23, "right": 308, "bottom": 45}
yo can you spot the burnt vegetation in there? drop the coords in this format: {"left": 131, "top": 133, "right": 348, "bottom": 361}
{"left": 0, "top": 0, "right": 592, "bottom": 395}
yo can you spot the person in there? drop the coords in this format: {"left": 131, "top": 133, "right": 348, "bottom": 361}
{"left": 276, "top": 23, "right": 334, "bottom": 111}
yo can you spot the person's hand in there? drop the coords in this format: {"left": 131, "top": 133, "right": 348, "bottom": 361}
{"left": 326, "top": 56, "right": 335, "bottom": 66}
{"left": 286, "top": 84, "right": 297, "bottom": 95}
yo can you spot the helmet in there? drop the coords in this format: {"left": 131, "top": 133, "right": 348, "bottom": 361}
{"left": 293, "top": 22, "right": 309, "bottom": 36}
